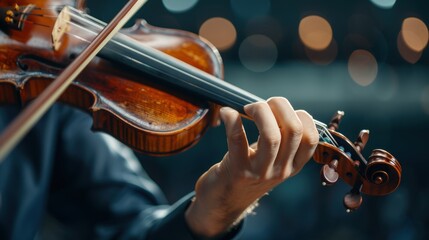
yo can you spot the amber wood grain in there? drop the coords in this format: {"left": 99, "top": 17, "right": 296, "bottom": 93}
{"left": 0, "top": 1, "right": 402, "bottom": 201}
{"left": 0, "top": 0, "right": 223, "bottom": 155}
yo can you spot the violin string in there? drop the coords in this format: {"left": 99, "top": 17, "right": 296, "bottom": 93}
{"left": 62, "top": 22, "right": 141, "bottom": 63}
{"left": 65, "top": 31, "right": 92, "bottom": 44}
{"left": 19, "top": 13, "right": 58, "bottom": 18}
{"left": 22, "top": 20, "right": 51, "bottom": 28}
{"left": 2, "top": 3, "right": 340, "bottom": 148}
{"left": 62, "top": 19, "right": 340, "bottom": 146}
{"left": 62, "top": 20, "right": 341, "bottom": 147}
{"left": 19, "top": 6, "right": 269, "bottom": 111}
{"left": 23, "top": 5, "right": 67, "bottom": 11}
{"left": 14, "top": 5, "right": 60, "bottom": 29}
{"left": 25, "top": 7, "right": 339, "bottom": 147}
{"left": 16, "top": 9, "right": 55, "bottom": 28}
{"left": 64, "top": 20, "right": 99, "bottom": 42}
{"left": 314, "top": 120, "right": 338, "bottom": 146}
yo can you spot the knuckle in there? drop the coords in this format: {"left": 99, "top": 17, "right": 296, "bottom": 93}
{"left": 237, "top": 170, "right": 261, "bottom": 183}
{"left": 269, "top": 166, "right": 289, "bottom": 182}
{"left": 268, "top": 97, "right": 291, "bottom": 106}
{"left": 295, "top": 110, "right": 312, "bottom": 123}
{"left": 253, "top": 102, "right": 268, "bottom": 113}
{"left": 260, "top": 132, "right": 282, "bottom": 148}
{"left": 287, "top": 121, "right": 304, "bottom": 139}
{"left": 296, "top": 111, "right": 319, "bottom": 146}
{"left": 306, "top": 129, "right": 320, "bottom": 146}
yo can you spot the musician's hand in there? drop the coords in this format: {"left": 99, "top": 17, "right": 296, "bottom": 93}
{"left": 185, "top": 97, "right": 319, "bottom": 238}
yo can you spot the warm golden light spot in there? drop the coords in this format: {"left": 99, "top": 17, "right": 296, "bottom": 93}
{"left": 299, "top": 15, "right": 333, "bottom": 51}
{"left": 348, "top": 50, "right": 378, "bottom": 87}
{"left": 397, "top": 31, "right": 422, "bottom": 64}
{"left": 401, "top": 17, "right": 428, "bottom": 52}
{"left": 199, "top": 17, "right": 237, "bottom": 51}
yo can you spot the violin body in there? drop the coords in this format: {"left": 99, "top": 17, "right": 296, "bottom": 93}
{"left": 0, "top": 0, "right": 222, "bottom": 155}
{"left": 0, "top": 0, "right": 402, "bottom": 211}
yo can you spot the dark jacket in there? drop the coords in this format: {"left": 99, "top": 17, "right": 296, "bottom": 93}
{"left": 0, "top": 104, "right": 240, "bottom": 240}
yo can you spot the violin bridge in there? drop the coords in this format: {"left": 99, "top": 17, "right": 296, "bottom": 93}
{"left": 52, "top": 6, "right": 71, "bottom": 51}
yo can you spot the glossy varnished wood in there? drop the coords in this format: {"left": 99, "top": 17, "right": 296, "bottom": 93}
{"left": 0, "top": 1, "right": 403, "bottom": 206}
{"left": 314, "top": 130, "right": 401, "bottom": 196}
{"left": 0, "top": 0, "right": 222, "bottom": 155}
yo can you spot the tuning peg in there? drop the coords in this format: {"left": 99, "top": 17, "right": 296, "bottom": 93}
{"left": 354, "top": 130, "right": 369, "bottom": 153}
{"left": 5, "top": 17, "right": 13, "bottom": 24}
{"left": 328, "top": 111, "right": 345, "bottom": 131}
{"left": 343, "top": 184, "right": 363, "bottom": 212}
{"left": 321, "top": 159, "right": 339, "bottom": 186}
{"left": 6, "top": 10, "right": 14, "bottom": 17}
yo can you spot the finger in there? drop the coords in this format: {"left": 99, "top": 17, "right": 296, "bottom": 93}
{"left": 220, "top": 107, "right": 249, "bottom": 165}
{"left": 267, "top": 98, "right": 303, "bottom": 175}
{"left": 289, "top": 110, "right": 319, "bottom": 176}
{"left": 244, "top": 101, "right": 281, "bottom": 174}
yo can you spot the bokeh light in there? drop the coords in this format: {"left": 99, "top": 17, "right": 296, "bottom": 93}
{"left": 397, "top": 31, "right": 423, "bottom": 64}
{"left": 162, "top": 0, "right": 198, "bottom": 13}
{"left": 348, "top": 49, "right": 378, "bottom": 86}
{"left": 370, "top": 0, "right": 396, "bottom": 9}
{"left": 199, "top": 17, "right": 237, "bottom": 51}
{"left": 401, "top": 17, "right": 429, "bottom": 52}
{"left": 239, "top": 34, "right": 277, "bottom": 72}
{"left": 230, "top": 0, "right": 271, "bottom": 19}
{"left": 421, "top": 85, "right": 429, "bottom": 115}
{"left": 299, "top": 15, "right": 333, "bottom": 51}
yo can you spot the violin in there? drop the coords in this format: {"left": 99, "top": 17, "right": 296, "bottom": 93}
{"left": 0, "top": 0, "right": 401, "bottom": 211}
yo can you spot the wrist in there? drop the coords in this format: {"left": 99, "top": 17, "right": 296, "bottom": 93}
{"left": 185, "top": 196, "right": 259, "bottom": 239}
{"left": 185, "top": 197, "right": 239, "bottom": 238}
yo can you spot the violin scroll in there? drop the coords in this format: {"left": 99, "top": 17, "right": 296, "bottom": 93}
{"left": 366, "top": 149, "right": 401, "bottom": 189}
{"left": 313, "top": 111, "right": 402, "bottom": 212}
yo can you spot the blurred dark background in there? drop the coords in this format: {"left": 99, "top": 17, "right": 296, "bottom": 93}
{"left": 88, "top": 0, "right": 429, "bottom": 239}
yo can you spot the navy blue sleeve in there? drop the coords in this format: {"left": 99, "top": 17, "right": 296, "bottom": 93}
{"left": 146, "top": 192, "right": 243, "bottom": 240}
{"left": 45, "top": 105, "right": 242, "bottom": 240}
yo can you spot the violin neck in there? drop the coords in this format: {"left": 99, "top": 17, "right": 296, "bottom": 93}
{"left": 99, "top": 36, "right": 334, "bottom": 143}
{"left": 65, "top": 7, "right": 262, "bottom": 114}
{"left": 102, "top": 36, "right": 264, "bottom": 114}
{"left": 64, "top": 7, "right": 334, "bottom": 144}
